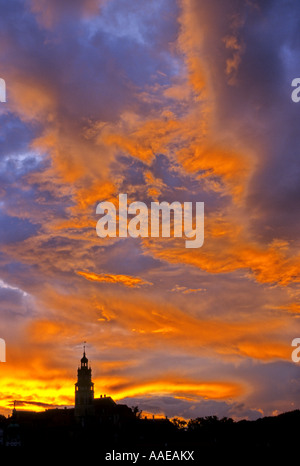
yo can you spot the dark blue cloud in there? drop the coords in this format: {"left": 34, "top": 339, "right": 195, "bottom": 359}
{"left": 191, "top": 0, "right": 300, "bottom": 241}
{"left": 0, "top": 115, "right": 36, "bottom": 159}
{"left": 0, "top": 213, "right": 38, "bottom": 243}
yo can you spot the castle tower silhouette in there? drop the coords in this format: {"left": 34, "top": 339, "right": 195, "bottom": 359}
{"left": 75, "top": 345, "right": 95, "bottom": 417}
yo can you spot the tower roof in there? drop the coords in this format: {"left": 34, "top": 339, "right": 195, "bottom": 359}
{"left": 80, "top": 344, "right": 89, "bottom": 367}
{"left": 81, "top": 352, "right": 88, "bottom": 364}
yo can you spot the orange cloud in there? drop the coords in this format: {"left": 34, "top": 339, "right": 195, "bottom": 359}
{"left": 142, "top": 218, "right": 300, "bottom": 287}
{"left": 8, "top": 76, "right": 57, "bottom": 122}
{"left": 236, "top": 342, "right": 290, "bottom": 361}
{"left": 106, "top": 378, "right": 243, "bottom": 401}
{"left": 99, "top": 113, "right": 181, "bottom": 163}
{"left": 0, "top": 367, "right": 242, "bottom": 416}
{"left": 76, "top": 270, "right": 152, "bottom": 288}
{"left": 277, "top": 303, "right": 300, "bottom": 315}
{"left": 177, "top": 143, "right": 252, "bottom": 201}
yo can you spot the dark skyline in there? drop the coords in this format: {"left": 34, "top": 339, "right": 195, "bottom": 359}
{"left": 1, "top": 350, "right": 300, "bottom": 457}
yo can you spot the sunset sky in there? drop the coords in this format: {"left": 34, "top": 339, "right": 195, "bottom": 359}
{"left": 0, "top": 0, "right": 300, "bottom": 421}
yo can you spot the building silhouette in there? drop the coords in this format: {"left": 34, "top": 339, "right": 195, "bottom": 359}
{"left": 1, "top": 346, "right": 298, "bottom": 457}
{"left": 75, "top": 346, "right": 94, "bottom": 418}
{"left": 1, "top": 347, "right": 139, "bottom": 447}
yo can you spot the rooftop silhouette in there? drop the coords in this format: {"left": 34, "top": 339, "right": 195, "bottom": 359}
{"left": 0, "top": 347, "right": 299, "bottom": 459}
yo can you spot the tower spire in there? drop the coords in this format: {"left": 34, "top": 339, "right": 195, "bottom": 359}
{"left": 75, "top": 343, "right": 94, "bottom": 418}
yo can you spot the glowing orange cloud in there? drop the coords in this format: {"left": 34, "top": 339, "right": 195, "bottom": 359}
{"left": 76, "top": 270, "right": 152, "bottom": 288}
{"left": 106, "top": 379, "right": 243, "bottom": 401}
{"left": 142, "top": 220, "right": 300, "bottom": 287}
{"left": 0, "top": 369, "right": 242, "bottom": 416}
{"left": 100, "top": 114, "right": 181, "bottom": 163}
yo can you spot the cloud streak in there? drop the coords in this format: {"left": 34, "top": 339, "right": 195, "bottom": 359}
{"left": 76, "top": 270, "right": 152, "bottom": 287}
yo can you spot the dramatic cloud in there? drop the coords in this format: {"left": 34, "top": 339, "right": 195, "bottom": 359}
{"left": 0, "top": 0, "right": 299, "bottom": 421}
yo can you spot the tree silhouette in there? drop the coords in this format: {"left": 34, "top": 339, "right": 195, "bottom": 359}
{"left": 171, "top": 417, "right": 187, "bottom": 430}
{"left": 131, "top": 406, "right": 142, "bottom": 418}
